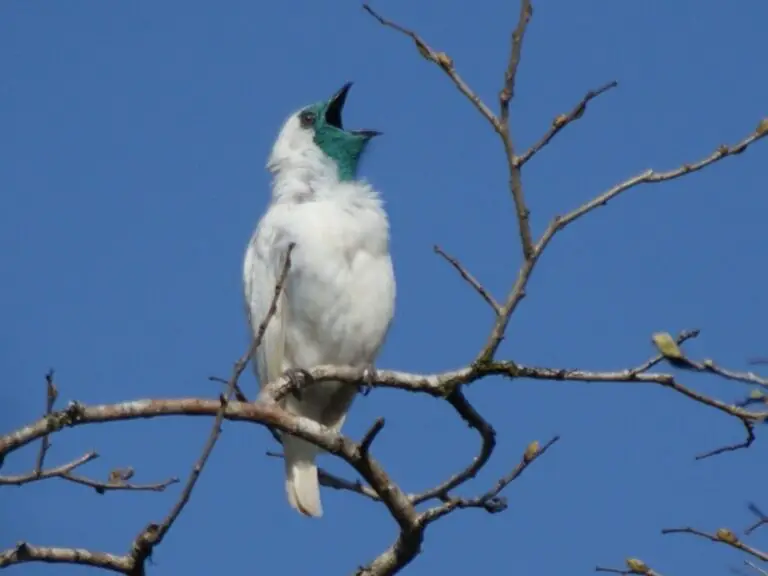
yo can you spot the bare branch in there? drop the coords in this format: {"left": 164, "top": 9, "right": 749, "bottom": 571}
{"left": 355, "top": 530, "right": 424, "bottom": 576}
{"left": 130, "top": 243, "right": 295, "bottom": 570}
{"left": 662, "top": 527, "right": 768, "bottom": 562}
{"left": 5, "top": 349, "right": 766, "bottom": 468}
{"left": 362, "top": 4, "right": 498, "bottom": 132}
{"left": 33, "top": 369, "right": 58, "bottom": 476}
{"left": 0, "top": 541, "right": 132, "bottom": 573}
{"left": 62, "top": 472, "right": 179, "bottom": 494}
{"left": 476, "top": 124, "right": 766, "bottom": 364}
{"left": 360, "top": 418, "right": 386, "bottom": 456}
{"left": 209, "top": 375, "right": 249, "bottom": 402}
{"left": 497, "top": 0, "right": 535, "bottom": 258}
{"left": 362, "top": 3, "right": 534, "bottom": 260}
{"left": 411, "top": 390, "right": 496, "bottom": 505}
{"left": 499, "top": 0, "right": 533, "bottom": 123}
{"left": 516, "top": 81, "right": 618, "bottom": 168}
{"left": 433, "top": 245, "right": 501, "bottom": 314}
{"left": 695, "top": 420, "right": 755, "bottom": 460}
{"left": 745, "top": 561, "right": 768, "bottom": 576}
{"left": 701, "top": 360, "right": 768, "bottom": 391}
{"left": 553, "top": 128, "right": 767, "bottom": 234}
{"left": 746, "top": 503, "right": 768, "bottom": 535}
{"left": 629, "top": 329, "right": 701, "bottom": 374}
{"left": 420, "top": 435, "right": 559, "bottom": 524}
{"left": 0, "top": 451, "right": 97, "bottom": 486}
{"left": 596, "top": 562, "right": 665, "bottom": 576}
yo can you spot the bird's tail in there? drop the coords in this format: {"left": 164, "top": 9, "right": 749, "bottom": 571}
{"left": 283, "top": 435, "right": 322, "bottom": 518}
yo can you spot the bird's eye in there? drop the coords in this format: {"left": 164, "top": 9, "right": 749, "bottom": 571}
{"left": 299, "top": 110, "right": 316, "bottom": 128}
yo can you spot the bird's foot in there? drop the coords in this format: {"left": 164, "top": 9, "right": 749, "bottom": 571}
{"left": 358, "top": 364, "right": 378, "bottom": 397}
{"left": 282, "top": 368, "right": 313, "bottom": 401}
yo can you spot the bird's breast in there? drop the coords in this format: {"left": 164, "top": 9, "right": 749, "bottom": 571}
{"left": 281, "top": 204, "right": 395, "bottom": 370}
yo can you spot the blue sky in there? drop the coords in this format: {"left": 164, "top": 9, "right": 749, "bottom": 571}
{"left": 2, "top": 1, "right": 767, "bottom": 574}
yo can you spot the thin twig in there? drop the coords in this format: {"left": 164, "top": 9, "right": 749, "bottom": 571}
{"left": 363, "top": 2, "right": 535, "bottom": 260}
{"left": 629, "top": 329, "right": 701, "bottom": 375}
{"left": 553, "top": 129, "right": 768, "bottom": 234}
{"left": 476, "top": 125, "right": 767, "bottom": 364}
{"left": 695, "top": 420, "right": 755, "bottom": 460}
{"left": 360, "top": 418, "right": 386, "bottom": 455}
{"left": 0, "top": 451, "right": 97, "bottom": 485}
{"left": 34, "top": 370, "right": 58, "bottom": 476}
{"left": 209, "top": 375, "right": 283, "bottom": 446}
{"left": 420, "top": 435, "right": 559, "bottom": 524}
{"left": 433, "top": 245, "right": 501, "bottom": 314}
{"left": 209, "top": 375, "right": 249, "bottom": 402}
{"left": 62, "top": 472, "right": 179, "bottom": 494}
{"left": 745, "top": 561, "right": 768, "bottom": 576}
{"left": 595, "top": 565, "right": 665, "bottom": 576}
{"left": 701, "top": 361, "right": 768, "bottom": 391}
{"left": 0, "top": 542, "right": 132, "bottom": 573}
{"left": 497, "top": 0, "right": 535, "bottom": 259}
{"left": 662, "top": 526, "right": 768, "bottom": 562}
{"left": 362, "top": 4, "right": 499, "bottom": 131}
{"left": 499, "top": 0, "right": 533, "bottom": 124}
{"left": 516, "top": 81, "right": 618, "bottom": 167}
{"left": 411, "top": 390, "right": 496, "bottom": 505}
{"left": 130, "top": 244, "right": 295, "bottom": 571}
{"left": 745, "top": 503, "right": 768, "bottom": 535}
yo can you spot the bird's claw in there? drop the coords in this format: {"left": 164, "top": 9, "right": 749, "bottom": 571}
{"left": 283, "top": 368, "right": 313, "bottom": 400}
{"left": 358, "top": 364, "right": 377, "bottom": 397}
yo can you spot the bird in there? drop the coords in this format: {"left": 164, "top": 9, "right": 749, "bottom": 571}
{"left": 243, "top": 82, "right": 396, "bottom": 518}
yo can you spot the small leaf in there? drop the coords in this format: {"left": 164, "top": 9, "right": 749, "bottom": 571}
{"left": 652, "top": 332, "right": 684, "bottom": 360}
{"left": 756, "top": 118, "right": 768, "bottom": 136}
{"left": 716, "top": 527, "right": 738, "bottom": 544}
{"left": 108, "top": 467, "right": 135, "bottom": 483}
{"left": 524, "top": 440, "right": 540, "bottom": 462}
{"left": 435, "top": 52, "right": 453, "bottom": 69}
{"left": 626, "top": 558, "right": 649, "bottom": 574}
{"left": 750, "top": 389, "right": 764, "bottom": 400}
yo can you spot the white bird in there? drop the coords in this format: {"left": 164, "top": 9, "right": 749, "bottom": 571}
{"left": 243, "top": 82, "right": 396, "bottom": 518}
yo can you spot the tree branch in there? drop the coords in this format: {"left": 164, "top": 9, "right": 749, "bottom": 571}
{"left": 434, "top": 245, "right": 501, "bottom": 314}
{"left": 745, "top": 503, "right": 768, "bottom": 535}
{"left": 421, "top": 435, "right": 559, "bottom": 524}
{"left": 363, "top": 2, "right": 535, "bottom": 260}
{"left": 5, "top": 341, "right": 766, "bottom": 467}
{"left": 595, "top": 560, "right": 665, "bottom": 576}
{"left": 0, "top": 542, "right": 132, "bottom": 573}
{"left": 62, "top": 471, "right": 179, "bottom": 494}
{"left": 475, "top": 123, "right": 766, "bottom": 364}
{"left": 662, "top": 526, "right": 768, "bottom": 563}
{"left": 33, "top": 369, "right": 58, "bottom": 475}
{"left": 0, "top": 451, "right": 97, "bottom": 486}
{"left": 411, "top": 390, "right": 496, "bottom": 505}
{"left": 516, "top": 80, "right": 618, "bottom": 167}
{"left": 129, "top": 243, "right": 295, "bottom": 571}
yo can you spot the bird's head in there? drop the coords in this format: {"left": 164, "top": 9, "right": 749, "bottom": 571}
{"left": 267, "top": 82, "right": 381, "bottom": 182}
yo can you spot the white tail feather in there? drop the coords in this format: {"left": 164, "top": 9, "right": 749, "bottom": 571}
{"left": 283, "top": 435, "right": 322, "bottom": 518}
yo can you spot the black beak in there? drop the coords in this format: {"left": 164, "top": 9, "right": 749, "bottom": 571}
{"left": 325, "top": 82, "right": 382, "bottom": 139}
{"left": 325, "top": 82, "right": 353, "bottom": 130}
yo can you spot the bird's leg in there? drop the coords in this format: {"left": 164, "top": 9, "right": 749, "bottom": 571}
{"left": 282, "top": 368, "right": 314, "bottom": 401}
{"left": 358, "top": 363, "right": 378, "bottom": 397}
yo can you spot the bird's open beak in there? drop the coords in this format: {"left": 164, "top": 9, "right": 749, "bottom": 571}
{"left": 325, "top": 82, "right": 382, "bottom": 139}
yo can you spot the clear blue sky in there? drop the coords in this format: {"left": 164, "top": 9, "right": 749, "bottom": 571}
{"left": 2, "top": 1, "right": 767, "bottom": 574}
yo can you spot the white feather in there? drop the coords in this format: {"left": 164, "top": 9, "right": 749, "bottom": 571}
{"left": 243, "top": 107, "right": 395, "bottom": 518}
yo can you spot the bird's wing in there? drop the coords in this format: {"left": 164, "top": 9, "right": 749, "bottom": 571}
{"left": 243, "top": 224, "right": 290, "bottom": 392}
